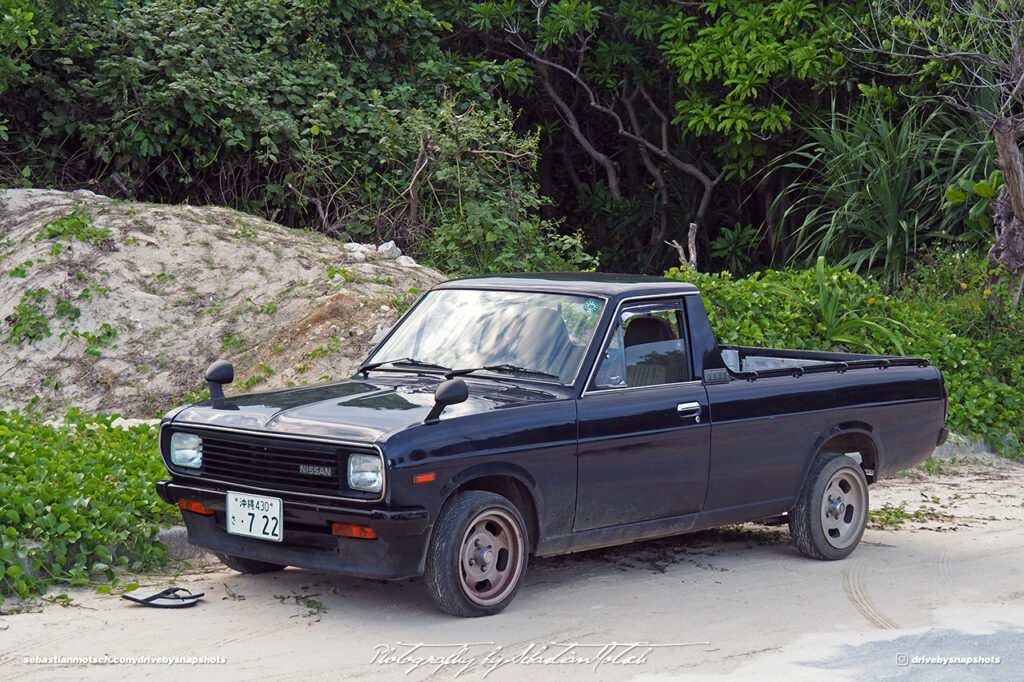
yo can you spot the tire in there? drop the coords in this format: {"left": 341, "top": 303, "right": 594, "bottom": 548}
{"left": 215, "top": 552, "right": 287, "bottom": 574}
{"left": 424, "top": 491, "right": 529, "bottom": 617}
{"left": 788, "top": 453, "right": 869, "bottom": 561}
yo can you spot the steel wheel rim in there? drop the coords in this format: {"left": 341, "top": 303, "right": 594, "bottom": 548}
{"left": 458, "top": 508, "right": 525, "bottom": 606}
{"left": 819, "top": 467, "right": 868, "bottom": 550}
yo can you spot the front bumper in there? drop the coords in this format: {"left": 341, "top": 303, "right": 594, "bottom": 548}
{"left": 156, "top": 479, "right": 431, "bottom": 580}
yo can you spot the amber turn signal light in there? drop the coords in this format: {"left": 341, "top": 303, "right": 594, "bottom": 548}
{"left": 178, "top": 498, "right": 214, "bottom": 515}
{"left": 413, "top": 472, "right": 436, "bottom": 484}
{"left": 331, "top": 522, "right": 377, "bottom": 539}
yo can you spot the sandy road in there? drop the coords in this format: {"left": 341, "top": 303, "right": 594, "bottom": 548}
{"left": 1, "top": 451, "right": 1022, "bottom": 681}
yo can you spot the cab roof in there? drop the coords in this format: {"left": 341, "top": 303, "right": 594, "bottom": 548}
{"left": 434, "top": 272, "right": 699, "bottom": 301}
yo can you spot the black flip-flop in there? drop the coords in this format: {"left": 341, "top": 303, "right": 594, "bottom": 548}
{"left": 122, "top": 587, "right": 205, "bottom": 608}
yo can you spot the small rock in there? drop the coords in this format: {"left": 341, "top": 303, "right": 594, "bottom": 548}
{"left": 112, "top": 417, "right": 159, "bottom": 429}
{"left": 376, "top": 241, "right": 402, "bottom": 259}
{"left": 157, "top": 526, "right": 203, "bottom": 560}
{"left": 348, "top": 251, "right": 366, "bottom": 262}
{"left": 380, "top": 305, "right": 392, "bottom": 313}
{"left": 395, "top": 255, "right": 417, "bottom": 267}
{"left": 71, "top": 189, "right": 107, "bottom": 201}
{"left": 127, "top": 232, "right": 158, "bottom": 247}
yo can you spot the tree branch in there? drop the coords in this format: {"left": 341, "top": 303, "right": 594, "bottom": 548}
{"left": 532, "top": 57, "right": 623, "bottom": 200}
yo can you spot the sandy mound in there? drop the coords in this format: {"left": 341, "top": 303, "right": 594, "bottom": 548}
{"left": 0, "top": 189, "right": 444, "bottom": 416}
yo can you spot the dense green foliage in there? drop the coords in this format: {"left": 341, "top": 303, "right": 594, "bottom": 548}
{"left": 2, "top": 0, "right": 1020, "bottom": 281}
{"left": 1, "top": 0, "right": 582, "bottom": 273}
{"left": 666, "top": 260, "right": 1024, "bottom": 455}
{"left": 0, "top": 410, "right": 177, "bottom": 606}
{"left": 458, "top": 0, "right": 839, "bottom": 172}
{"left": 428, "top": 0, "right": 856, "bottom": 272}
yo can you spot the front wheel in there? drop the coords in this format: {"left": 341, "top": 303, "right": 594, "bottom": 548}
{"left": 424, "top": 491, "right": 528, "bottom": 617}
{"left": 788, "top": 453, "right": 869, "bottom": 561}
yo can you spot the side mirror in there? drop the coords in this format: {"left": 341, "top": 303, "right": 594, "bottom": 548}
{"left": 424, "top": 378, "right": 469, "bottom": 423}
{"left": 205, "top": 359, "right": 235, "bottom": 409}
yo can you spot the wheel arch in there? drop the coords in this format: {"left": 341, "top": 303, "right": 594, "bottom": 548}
{"left": 804, "top": 422, "right": 882, "bottom": 485}
{"left": 440, "top": 464, "right": 542, "bottom": 554}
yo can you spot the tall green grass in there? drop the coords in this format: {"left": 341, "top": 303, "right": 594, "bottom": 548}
{"left": 771, "top": 101, "right": 993, "bottom": 283}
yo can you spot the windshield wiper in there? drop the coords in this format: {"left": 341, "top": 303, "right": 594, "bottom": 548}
{"left": 446, "top": 364, "right": 560, "bottom": 381}
{"left": 359, "top": 357, "right": 451, "bottom": 376}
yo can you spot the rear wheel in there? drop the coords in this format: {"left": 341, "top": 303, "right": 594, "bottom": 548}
{"left": 215, "top": 552, "right": 287, "bottom": 574}
{"left": 789, "top": 453, "right": 869, "bottom": 561}
{"left": 424, "top": 491, "right": 528, "bottom": 617}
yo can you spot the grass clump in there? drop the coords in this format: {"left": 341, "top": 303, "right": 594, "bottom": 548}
{"left": 5, "top": 289, "right": 51, "bottom": 345}
{"left": 869, "top": 500, "right": 955, "bottom": 529}
{"left": 0, "top": 409, "right": 177, "bottom": 607}
{"left": 36, "top": 205, "right": 112, "bottom": 244}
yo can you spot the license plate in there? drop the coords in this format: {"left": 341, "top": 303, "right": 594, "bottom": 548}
{"left": 226, "top": 492, "right": 283, "bottom": 542}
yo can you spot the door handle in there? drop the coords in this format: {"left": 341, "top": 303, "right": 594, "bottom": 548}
{"left": 677, "top": 402, "right": 702, "bottom": 423}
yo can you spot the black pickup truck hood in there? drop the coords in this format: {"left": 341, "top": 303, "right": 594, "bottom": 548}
{"left": 168, "top": 375, "right": 566, "bottom": 444}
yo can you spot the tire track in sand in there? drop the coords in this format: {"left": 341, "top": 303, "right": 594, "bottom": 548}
{"left": 842, "top": 558, "right": 898, "bottom": 629}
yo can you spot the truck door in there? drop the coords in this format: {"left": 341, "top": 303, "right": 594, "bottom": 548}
{"left": 574, "top": 299, "right": 710, "bottom": 531}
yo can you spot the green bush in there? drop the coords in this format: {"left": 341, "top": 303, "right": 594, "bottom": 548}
{"left": 903, "top": 245, "right": 1023, "bottom": 405}
{"left": 369, "top": 99, "right": 598, "bottom": 274}
{"left": 666, "top": 261, "right": 1024, "bottom": 455}
{"left": 942, "top": 169, "right": 1003, "bottom": 244}
{"left": 0, "top": 410, "right": 178, "bottom": 605}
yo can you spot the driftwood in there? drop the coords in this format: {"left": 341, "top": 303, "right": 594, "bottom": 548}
{"left": 407, "top": 133, "right": 430, "bottom": 224}
{"left": 665, "top": 222, "right": 699, "bottom": 269}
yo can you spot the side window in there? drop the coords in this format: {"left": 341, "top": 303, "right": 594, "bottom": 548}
{"left": 592, "top": 304, "right": 690, "bottom": 389}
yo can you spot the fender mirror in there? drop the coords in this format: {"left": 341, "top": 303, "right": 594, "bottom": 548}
{"left": 424, "top": 378, "right": 469, "bottom": 423}
{"left": 205, "top": 359, "right": 235, "bottom": 409}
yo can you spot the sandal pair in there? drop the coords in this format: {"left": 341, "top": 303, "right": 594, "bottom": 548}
{"left": 122, "top": 587, "right": 205, "bottom": 608}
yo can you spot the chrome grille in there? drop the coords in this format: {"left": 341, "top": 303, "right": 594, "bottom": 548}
{"left": 168, "top": 429, "right": 376, "bottom": 498}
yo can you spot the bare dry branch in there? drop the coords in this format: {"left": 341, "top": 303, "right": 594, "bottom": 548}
{"left": 407, "top": 133, "right": 431, "bottom": 224}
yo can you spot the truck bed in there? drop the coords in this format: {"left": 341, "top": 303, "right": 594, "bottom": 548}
{"left": 719, "top": 345, "right": 931, "bottom": 377}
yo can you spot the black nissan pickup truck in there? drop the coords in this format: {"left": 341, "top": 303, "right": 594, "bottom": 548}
{"left": 155, "top": 273, "right": 948, "bottom": 616}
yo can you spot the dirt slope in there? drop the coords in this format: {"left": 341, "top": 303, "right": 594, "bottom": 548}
{"left": 0, "top": 189, "right": 444, "bottom": 417}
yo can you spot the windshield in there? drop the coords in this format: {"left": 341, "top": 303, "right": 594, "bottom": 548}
{"left": 365, "top": 289, "right": 606, "bottom": 384}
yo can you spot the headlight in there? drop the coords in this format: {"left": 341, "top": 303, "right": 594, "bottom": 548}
{"left": 348, "top": 453, "right": 383, "bottom": 493}
{"left": 170, "top": 432, "right": 203, "bottom": 469}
